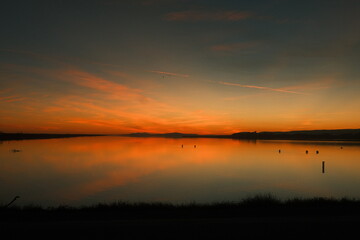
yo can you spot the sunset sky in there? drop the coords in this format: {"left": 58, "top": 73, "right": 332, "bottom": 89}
{"left": 1, "top": 0, "right": 359, "bottom": 134}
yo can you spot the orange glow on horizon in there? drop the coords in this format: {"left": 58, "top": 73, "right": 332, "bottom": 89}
{"left": 1, "top": 59, "right": 359, "bottom": 135}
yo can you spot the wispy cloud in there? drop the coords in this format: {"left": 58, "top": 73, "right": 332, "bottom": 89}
{"left": 150, "top": 70, "right": 189, "bottom": 78}
{"left": 4, "top": 97, "right": 27, "bottom": 103}
{"left": 0, "top": 61, "right": 236, "bottom": 134}
{"left": 53, "top": 94, "right": 230, "bottom": 134}
{"left": 0, "top": 95, "right": 27, "bottom": 103}
{"left": 164, "top": 10, "right": 253, "bottom": 21}
{"left": 43, "top": 107, "right": 66, "bottom": 113}
{"left": 219, "top": 81, "right": 307, "bottom": 95}
{"left": 60, "top": 69, "right": 151, "bottom": 103}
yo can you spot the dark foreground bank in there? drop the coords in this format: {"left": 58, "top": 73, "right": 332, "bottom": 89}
{"left": 2, "top": 196, "right": 360, "bottom": 239}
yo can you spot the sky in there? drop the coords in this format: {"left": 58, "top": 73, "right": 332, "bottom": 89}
{"left": 0, "top": 0, "right": 359, "bottom": 134}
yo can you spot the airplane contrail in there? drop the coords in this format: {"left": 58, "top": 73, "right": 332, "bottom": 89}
{"left": 218, "top": 81, "right": 307, "bottom": 95}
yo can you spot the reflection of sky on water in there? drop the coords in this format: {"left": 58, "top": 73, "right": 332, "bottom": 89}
{"left": 259, "top": 139, "right": 360, "bottom": 147}
{"left": 1, "top": 137, "right": 360, "bottom": 207}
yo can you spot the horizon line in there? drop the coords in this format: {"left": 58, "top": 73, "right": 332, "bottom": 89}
{"left": 2, "top": 128, "right": 360, "bottom": 136}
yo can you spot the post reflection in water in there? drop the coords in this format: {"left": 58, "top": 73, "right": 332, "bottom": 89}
{"left": 0, "top": 137, "right": 360, "bottom": 207}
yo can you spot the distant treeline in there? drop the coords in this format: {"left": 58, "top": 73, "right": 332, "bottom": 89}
{"left": 0, "top": 133, "right": 103, "bottom": 141}
{"left": 231, "top": 129, "right": 360, "bottom": 140}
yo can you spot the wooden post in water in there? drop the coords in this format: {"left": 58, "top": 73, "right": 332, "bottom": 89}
{"left": 322, "top": 161, "right": 325, "bottom": 173}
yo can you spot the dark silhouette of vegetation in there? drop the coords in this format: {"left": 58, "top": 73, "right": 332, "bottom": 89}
{"left": 232, "top": 129, "right": 360, "bottom": 140}
{"left": 2, "top": 195, "right": 360, "bottom": 239}
{"left": 2, "top": 195, "right": 360, "bottom": 219}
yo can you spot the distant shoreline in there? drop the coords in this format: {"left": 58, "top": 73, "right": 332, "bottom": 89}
{"left": 0, "top": 133, "right": 104, "bottom": 141}
{"left": 2, "top": 129, "right": 360, "bottom": 141}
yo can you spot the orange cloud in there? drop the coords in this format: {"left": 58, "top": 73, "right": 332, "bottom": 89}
{"left": 61, "top": 69, "right": 151, "bottom": 103}
{"left": 5, "top": 62, "right": 310, "bottom": 134}
{"left": 164, "top": 10, "right": 253, "bottom": 21}
{"left": 39, "top": 70, "right": 232, "bottom": 134}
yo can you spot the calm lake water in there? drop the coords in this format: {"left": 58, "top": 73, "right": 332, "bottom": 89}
{"left": 1, "top": 136, "right": 360, "bottom": 207}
